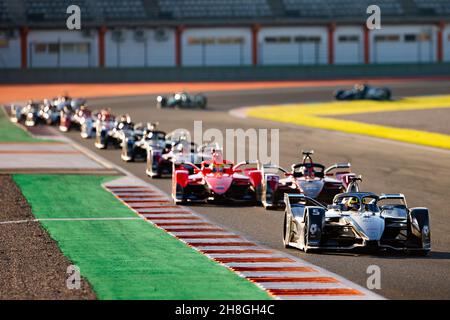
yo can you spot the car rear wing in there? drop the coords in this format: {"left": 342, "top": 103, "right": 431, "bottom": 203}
{"left": 324, "top": 163, "right": 351, "bottom": 174}
{"left": 379, "top": 193, "right": 407, "bottom": 206}
{"left": 233, "top": 160, "right": 259, "bottom": 170}
{"left": 262, "top": 163, "right": 288, "bottom": 174}
{"left": 173, "top": 161, "right": 199, "bottom": 171}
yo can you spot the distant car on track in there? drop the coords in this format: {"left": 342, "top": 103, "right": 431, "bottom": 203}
{"left": 121, "top": 122, "right": 167, "bottom": 166}
{"left": 260, "top": 150, "right": 355, "bottom": 209}
{"left": 94, "top": 110, "right": 118, "bottom": 149}
{"left": 156, "top": 92, "right": 207, "bottom": 109}
{"left": 149, "top": 138, "right": 216, "bottom": 178}
{"left": 283, "top": 191, "right": 431, "bottom": 255}
{"left": 59, "top": 102, "right": 89, "bottom": 133}
{"left": 334, "top": 84, "right": 391, "bottom": 101}
{"left": 38, "top": 99, "right": 60, "bottom": 125}
{"left": 79, "top": 108, "right": 99, "bottom": 139}
{"left": 10, "top": 101, "right": 41, "bottom": 126}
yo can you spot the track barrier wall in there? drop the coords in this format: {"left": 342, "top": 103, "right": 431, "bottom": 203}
{"left": 1, "top": 63, "right": 450, "bottom": 84}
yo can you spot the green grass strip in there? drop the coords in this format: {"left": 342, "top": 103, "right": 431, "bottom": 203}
{"left": 13, "top": 175, "right": 134, "bottom": 219}
{"left": 0, "top": 107, "right": 42, "bottom": 142}
{"left": 13, "top": 174, "right": 271, "bottom": 300}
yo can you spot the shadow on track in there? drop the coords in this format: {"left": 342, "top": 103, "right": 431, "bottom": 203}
{"left": 295, "top": 250, "right": 450, "bottom": 260}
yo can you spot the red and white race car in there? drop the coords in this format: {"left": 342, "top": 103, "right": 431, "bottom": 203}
{"left": 172, "top": 150, "right": 262, "bottom": 204}
{"left": 261, "top": 150, "right": 356, "bottom": 209}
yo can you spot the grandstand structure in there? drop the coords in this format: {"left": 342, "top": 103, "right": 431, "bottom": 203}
{"left": 0, "top": 0, "right": 449, "bottom": 68}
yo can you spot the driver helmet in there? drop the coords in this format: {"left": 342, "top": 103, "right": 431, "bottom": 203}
{"left": 347, "top": 197, "right": 360, "bottom": 211}
{"left": 355, "top": 83, "right": 369, "bottom": 92}
{"left": 119, "top": 114, "right": 128, "bottom": 123}
{"left": 209, "top": 149, "right": 224, "bottom": 171}
{"left": 212, "top": 149, "right": 223, "bottom": 164}
{"left": 302, "top": 165, "right": 314, "bottom": 178}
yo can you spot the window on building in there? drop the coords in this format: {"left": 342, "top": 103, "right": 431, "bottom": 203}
{"left": 294, "top": 36, "right": 321, "bottom": 43}
{"left": 338, "top": 35, "right": 359, "bottom": 42}
{"left": 418, "top": 33, "right": 431, "bottom": 41}
{"left": 34, "top": 43, "right": 47, "bottom": 54}
{"left": 76, "top": 43, "right": 89, "bottom": 53}
{"left": 217, "top": 37, "right": 244, "bottom": 44}
{"left": 264, "top": 36, "right": 292, "bottom": 43}
{"left": 374, "top": 35, "right": 400, "bottom": 42}
{"left": 34, "top": 42, "right": 90, "bottom": 54}
{"left": 48, "top": 43, "right": 60, "bottom": 54}
{"left": 188, "top": 37, "right": 244, "bottom": 45}
{"left": 62, "top": 43, "right": 75, "bottom": 53}
{"left": 404, "top": 34, "right": 417, "bottom": 42}
{"left": 0, "top": 33, "right": 8, "bottom": 48}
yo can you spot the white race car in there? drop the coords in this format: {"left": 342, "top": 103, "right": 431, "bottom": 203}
{"left": 283, "top": 191, "right": 430, "bottom": 255}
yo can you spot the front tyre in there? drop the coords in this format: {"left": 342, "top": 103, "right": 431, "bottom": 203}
{"left": 121, "top": 138, "right": 134, "bottom": 162}
{"left": 303, "top": 213, "right": 310, "bottom": 253}
{"left": 195, "top": 95, "right": 207, "bottom": 109}
{"left": 302, "top": 208, "right": 323, "bottom": 253}
{"left": 156, "top": 96, "right": 167, "bottom": 109}
{"left": 283, "top": 212, "right": 292, "bottom": 248}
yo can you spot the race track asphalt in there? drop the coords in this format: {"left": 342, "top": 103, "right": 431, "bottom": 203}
{"left": 65, "top": 79, "right": 450, "bottom": 299}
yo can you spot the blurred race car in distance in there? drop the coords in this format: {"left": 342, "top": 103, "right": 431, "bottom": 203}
{"left": 59, "top": 101, "right": 89, "bottom": 132}
{"left": 122, "top": 122, "right": 167, "bottom": 165}
{"left": 79, "top": 108, "right": 99, "bottom": 139}
{"left": 10, "top": 101, "right": 41, "bottom": 126}
{"left": 23, "top": 102, "right": 42, "bottom": 127}
{"left": 156, "top": 92, "right": 207, "bottom": 109}
{"left": 261, "top": 150, "right": 355, "bottom": 209}
{"left": 109, "top": 114, "right": 136, "bottom": 147}
{"left": 283, "top": 190, "right": 431, "bottom": 255}
{"left": 334, "top": 84, "right": 392, "bottom": 101}
{"left": 151, "top": 138, "right": 216, "bottom": 177}
{"left": 94, "top": 110, "right": 117, "bottom": 149}
{"left": 38, "top": 99, "right": 60, "bottom": 125}
{"left": 172, "top": 149, "right": 262, "bottom": 204}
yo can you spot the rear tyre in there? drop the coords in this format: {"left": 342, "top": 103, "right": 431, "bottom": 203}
{"left": 195, "top": 95, "right": 207, "bottom": 109}
{"left": 383, "top": 88, "right": 392, "bottom": 100}
{"left": 302, "top": 212, "right": 320, "bottom": 253}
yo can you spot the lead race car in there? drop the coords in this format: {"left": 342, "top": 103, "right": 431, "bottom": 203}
{"left": 334, "top": 83, "right": 392, "bottom": 101}
{"left": 283, "top": 180, "right": 431, "bottom": 255}
{"left": 172, "top": 149, "right": 262, "bottom": 204}
{"left": 156, "top": 92, "right": 207, "bottom": 109}
{"left": 260, "top": 150, "right": 356, "bottom": 209}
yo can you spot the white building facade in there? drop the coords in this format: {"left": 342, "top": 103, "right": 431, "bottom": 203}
{"left": 1, "top": 22, "right": 448, "bottom": 68}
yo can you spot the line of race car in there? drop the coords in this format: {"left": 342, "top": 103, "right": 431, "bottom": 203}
{"left": 7, "top": 87, "right": 430, "bottom": 255}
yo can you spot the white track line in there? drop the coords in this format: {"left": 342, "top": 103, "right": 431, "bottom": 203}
{"left": 260, "top": 283, "right": 346, "bottom": 290}
{"left": 0, "top": 217, "right": 144, "bottom": 225}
